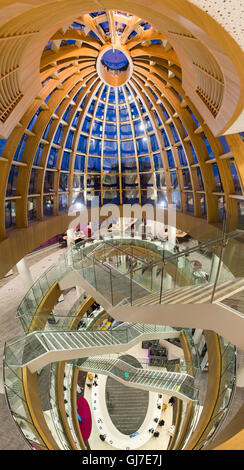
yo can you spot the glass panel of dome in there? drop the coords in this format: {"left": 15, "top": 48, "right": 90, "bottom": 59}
{"left": 212, "top": 163, "right": 223, "bottom": 191}
{"left": 89, "top": 138, "right": 101, "bottom": 156}
{"left": 118, "top": 87, "right": 125, "bottom": 103}
{"left": 5, "top": 200, "right": 16, "bottom": 228}
{"left": 185, "top": 192, "right": 194, "bottom": 214}
{"left": 237, "top": 201, "right": 244, "bottom": 228}
{"left": 61, "top": 151, "right": 70, "bottom": 171}
{"left": 157, "top": 190, "right": 168, "bottom": 208}
{"left": 122, "top": 174, "right": 138, "bottom": 188}
{"left": 170, "top": 170, "right": 179, "bottom": 189}
{"left": 87, "top": 175, "right": 100, "bottom": 188}
{"left": 82, "top": 117, "right": 91, "bottom": 134}
{"left": 140, "top": 173, "right": 154, "bottom": 188}
{"left": 43, "top": 195, "right": 54, "bottom": 215}
{"left": 72, "top": 21, "right": 84, "bottom": 30}
{"left": 104, "top": 123, "right": 117, "bottom": 139}
{"left": 28, "top": 197, "right": 37, "bottom": 221}
{"left": 121, "top": 140, "right": 135, "bottom": 157}
{"left": 43, "top": 119, "right": 53, "bottom": 141}
{"left": 141, "top": 189, "right": 155, "bottom": 204}
{"left": 108, "top": 88, "right": 116, "bottom": 103}
{"left": 144, "top": 116, "right": 153, "bottom": 133}
{"left": 115, "top": 22, "right": 126, "bottom": 35}
{"left": 154, "top": 153, "right": 163, "bottom": 170}
{"left": 27, "top": 108, "right": 42, "bottom": 131}
{"left": 166, "top": 149, "right": 175, "bottom": 168}
{"left": 186, "top": 106, "right": 200, "bottom": 127}
{"left": 72, "top": 111, "right": 80, "bottom": 128}
{"left": 92, "top": 120, "right": 103, "bottom": 138}
{"left": 72, "top": 191, "right": 85, "bottom": 207}
{"left": 182, "top": 169, "right": 192, "bottom": 189}
{"left": 73, "top": 174, "right": 84, "bottom": 190}
{"left": 169, "top": 122, "right": 180, "bottom": 143}
{"left": 134, "top": 120, "right": 145, "bottom": 137}
{"left": 64, "top": 130, "right": 73, "bottom": 149}
{"left": 63, "top": 104, "right": 72, "bottom": 122}
{"left": 106, "top": 105, "right": 116, "bottom": 121}
{"left": 54, "top": 124, "right": 64, "bottom": 145}
{"left": 136, "top": 137, "right": 149, "bottom": 155}
{"left": 123, "top": 190, "right": 139, "bottom": 204}
{"left": 6, "top": 165, "right": 19, "bottom": 196}
{"left": 188, "top": 142, "right": 198, "bottom": 163}
{"left": 219, "top": 136, "right": 231, "bottom": 154}
{"left": 87, "top": 191, "right": 101, "bottom": 207}
{"left": 13, "top": 134, "right": 28, "bottom": 162}
{"left": 88, "top": 100, "right": 96, "bottom": 115}
{"left": 99, "top": 21, "right": 109, "bottom": 35}
{"left": 29, "top": 169, "right": 39, "bottom": 194}
{"left": 120, "top": 123, "right": 132, "bottom": 139}
{"left": 227, "top": 159, "right": 242, "bottom": 194}
{"left": 124, "top": 85, "right": 133, "bottom": 100}
{"left": 130, "top": 102, "right": 139, "bottom": 119}
{"left": 196, "top": 167, "right": 204, "bottom": 190}
{"left": 47, "top": 147, "right": 58, "bottom": 168}
{"left": 102, "top": 174, "right": 119, "bottom": 187}
{"left": 119, "top": 105, "right": 129, "bottom": 122}
{"left": 153, "top": 110, "right": 162, "bottom": 127}
{"left": 121, "top": 158, "right": 137, "bottom": 171}
{"left": 59, "top": 194, "right": 68, "bottom": 212}
{"left": 96, "top": 103, "right": 105, "bottom": 119}
{"left": 74, "top": 154, "right": 85, "bottom": 171}
{"left": 200, "top": 194, "right": 207, "bottom": 218}
{"left": 128, "top": 30, "right": 137, "bottom": 40}
{"left": 138, "top": 156, "right": 151, "bottom": 172}
{"left": 160, "top": 104, "right": 170, "bottom": 120}
{"left": 33, "top": 144, "right": 44, "bottom": 166}
{"left": 100, "top": 85, "right": 108, "bottom": 101}
{"left": 201, "top": 132, "right": 215, "bottom": 159}
{"left": 0, "top": 138, "right": 7, "bottom": 157}
{"left": 156, "top": 171, "right": 166, "bottom": 189}
{"left": 217, "top": 195, "right": 225, "bottom": 221}
{"left": 90, "top": 11, "right": 105, "bottom": 17}
{"left": 172, "top": 191, "right": 181, "bottom": 210}
{"left": 87, "top": 157, "right": 101, "bottom": 172}
{"left": 103, "top": 157, "right": 119, "bottom": 173}
{"left": 103, "top": 140, "right": 118, "bottom": 157}
{"left": 77, "top": 135, "right": 87, "bottom": 153}
{"left": 103, "top": 191, "right": 120, "bottom": 204}
{"left": 44, "top": 171, "right": 54, "bottom": 193}
{"left": 150, "top": 134, "right": 159, "bottom": 152}
{"left": 59, "top": 173, "right": 69, "bottom": 192}
{"left": 161, "top": 129, "right": 169, "bottom": 147}
{"left": 177, "top": 145, "right": 187, "bottom": 166}
{"left": 137, "top": 99, "right": 146, "bottom": 114}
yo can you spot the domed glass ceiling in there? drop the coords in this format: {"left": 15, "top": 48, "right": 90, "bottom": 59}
{"left": 1, "top": 9, "right": 243, "bottom": 230}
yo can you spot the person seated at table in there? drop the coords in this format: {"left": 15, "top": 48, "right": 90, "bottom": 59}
{"left": 86, "top": 382, "right": 92, "bottom": 388}
{"left": 162, "top": 403, "right": 168, "bottom": 411}
{"left": 148, "top": 428, "right": 154, "bottom": 433}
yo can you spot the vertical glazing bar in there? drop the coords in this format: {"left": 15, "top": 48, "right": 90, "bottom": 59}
{"left": 160, "top": 251, "right": 165, "bottom": 304}
{"left": 110, "top": 268, "right": 114, "bottom": 306}
{"left": 93, "top": 258, "right": 97, "bottom": 289}
{"left": 130, "top": 260, "right": 133, "bottom": 306}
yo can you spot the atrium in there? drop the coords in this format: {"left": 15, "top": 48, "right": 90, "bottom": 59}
{"left": 0, "top": 0, "right": 244, "bottom": 453}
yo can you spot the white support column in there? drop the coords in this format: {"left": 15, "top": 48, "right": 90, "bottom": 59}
{"left": 16, "top": 257, "right": 33, "bottom": 290}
